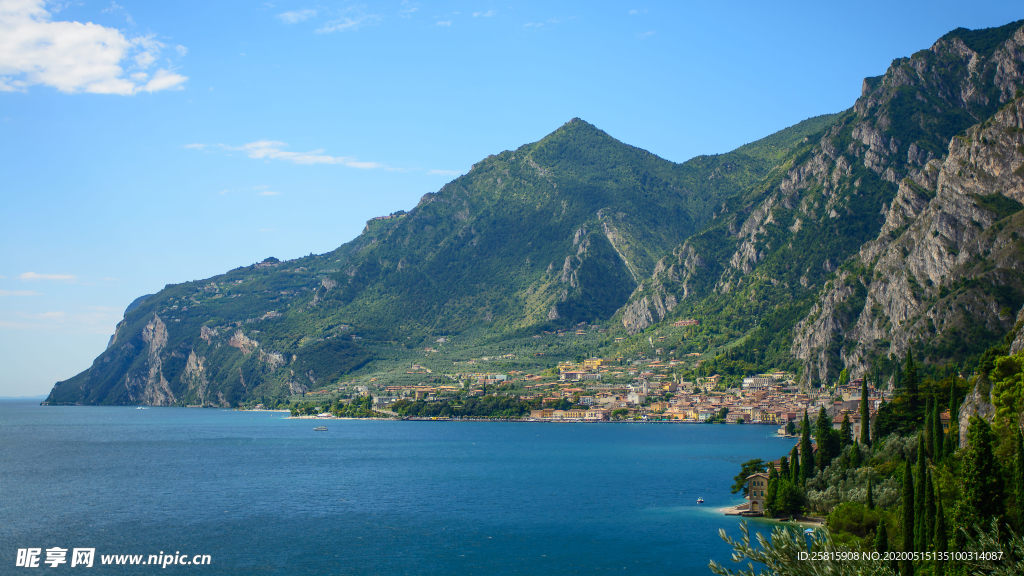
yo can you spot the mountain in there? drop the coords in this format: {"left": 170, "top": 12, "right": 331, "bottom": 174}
{"left": 47, "top": 20, "right": 1024, "bottom": 405}
{"left": 46, "top": 116, "right": 831, "bottom": 406}
{"left": 616, "top": 20, "right": 1024, "bottom": 385}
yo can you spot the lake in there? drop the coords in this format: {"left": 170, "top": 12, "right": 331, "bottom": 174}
{"left": 1, "top": 400, "right": 788, "bottom": 574}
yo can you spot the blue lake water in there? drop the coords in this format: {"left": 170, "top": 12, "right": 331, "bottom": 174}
{"left": 1, "top": 401, "right": 788, "bottom": 574}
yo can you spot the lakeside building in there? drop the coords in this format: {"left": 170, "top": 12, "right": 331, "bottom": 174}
{"left": 746, "top": 472, "right": 770, "bottom": 515}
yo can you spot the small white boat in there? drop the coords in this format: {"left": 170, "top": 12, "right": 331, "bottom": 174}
{"left": 313, "top": 426, "right": 328, "bottom": 431}
{"left": 696, "top": 497, "right": 704, "bottom": 504}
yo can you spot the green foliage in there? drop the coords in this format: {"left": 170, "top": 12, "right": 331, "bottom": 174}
{"left": 828, "top": 501, "right": 882, "bottom": 540}
{"left": 732, "top": 459, "right": 767, "bottom": 496}
{"left": 391, "top": 395, "right": 534, "bottom": 418}
{"left": 709, "top": 522, "right": 895, "bottom": 576}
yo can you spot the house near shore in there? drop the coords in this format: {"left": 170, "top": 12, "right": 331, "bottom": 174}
{"left": 746, "top": 472, "right": 770, "bottom": 515}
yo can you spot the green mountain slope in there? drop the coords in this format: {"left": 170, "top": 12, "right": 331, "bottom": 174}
{"left": 47, "top": 117, "right": 830, "bottom": 406}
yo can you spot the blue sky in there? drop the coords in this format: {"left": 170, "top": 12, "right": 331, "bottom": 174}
{"left": 1, "top": 0, "right": 1021, "bottom": 396}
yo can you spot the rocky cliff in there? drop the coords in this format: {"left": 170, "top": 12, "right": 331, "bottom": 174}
{"left": 616, "top": 21, "right": 1024, "bottom": 386}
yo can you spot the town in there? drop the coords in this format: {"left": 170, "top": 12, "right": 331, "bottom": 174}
{"left": 282, "top": 351, "right": 908, "bottom": 437}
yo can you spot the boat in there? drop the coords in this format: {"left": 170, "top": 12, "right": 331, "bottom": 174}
{"left": 696, "top": 497, "right": 704, "bottom": 504}
{"left": 313, "top": 426, "right": 328, "bottom": 431}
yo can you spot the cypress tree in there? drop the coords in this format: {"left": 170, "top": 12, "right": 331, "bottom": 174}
{"left": 915, "top": 434, "right": 927, "bottom": 552}
{"left": 924, "top": 471, "right": 936, "bottom": 551}
{"left": 840, "top": 413, "right": 853, "bottom": 450}
{"left": 935, "top": 497, "right": 948, "bottom": 576}
{"left": 801, "top": 410, "right": 814, "bottom": 482}
{"left": 779, "top": 455, "right": 790, "bottom": 479}
{"left": 815, "top": 406, "right": 832, "bottom": 471}
{"left": 875, "top": 518, "right": 888, "bottom": 554}
{"left": 790, "top": 445, "right": 801, "bottom": 484}
{"left": 860, "top": 375, "right": 871, "bottom": 447}
{"left": 901, "top": 458, "right": 915, "bottom": 576}
{"left": 962, "top": 417, "right": 1005, "bottom": 523}
{"left": 867, "top": 476, "right": 874, "bottom": 509}
{"left": 851, "top": 440, "right": 862, "bottom": 468}
{"left": 923, "top": 396, "right": 933, "bottom": 459}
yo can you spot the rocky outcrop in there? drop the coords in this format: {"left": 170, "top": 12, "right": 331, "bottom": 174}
{"left": 228, "top": 330, "right": 259, "bottom": 355}
{"left": 959, "top": 375, "right": 997, "bottom": 449}
{"left": 126, "top": 315, "right": 176, "bottom": 406}
{"left": 794, "top": 94, "right": 1024, "bottom": 384}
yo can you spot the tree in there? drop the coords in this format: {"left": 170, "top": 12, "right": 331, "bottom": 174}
{"left": 934, "top": 496, "right": 948, "bottom": 576}
{"left": 791, "top": 445, "right": 802, "bottom": 484}
{"left": 1016, "top": 427, "right": 1024, "bottom": 531}
{"left": 932, "top": 397, "right": 944, "bottom": 461}
{"left": 786, "top": 420, "right": 796, "bottom": 436}
{"left": 875, "top": 518, "right": 889, "bottom": 554}
{"left": 867, "top": 477, "right": 874, "bottom": 510}
{"left": 780, "top": 456, "right": 790, "bottom": 479}
{"left": 840, "top": 413, "right": 854, "bottom": 450}
{"left": 765, "top": 466, "right": 779, "bottom": 514}
{"left": 774, "top": 479, "right": 804, "bottom": 516}
{"left": 901, "top": 458, "right": 915, "bottom": 576}
{"left": 905, "top": 348, "right": 919, "bottom": 415}
{"left": 923, "top": 396, "right": 933, "bottom": 460}
{"left": 851, "top": 440, "right": 862, "bottom": 468}
{"left": 816, "top": 407, "right": 840, "bottom": 471}
{"left": 860, "top": 376, "right": 872, "bottom": 447}
{"left": 732, "top": 459, "right": 766, "bottom": 496}
{"left": 914, "top": 434, "right": 927, "bottom": 552}
{"left": 923, "top": 471, "right": 935, "bottom": 552}
{"left": 801, "top": 411, "right": 814, "bottom": 482}
{"left": 962, "top": 416, "right": 1006, "bottom": 524}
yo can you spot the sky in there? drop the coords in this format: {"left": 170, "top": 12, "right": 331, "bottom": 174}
{"left": 1, "top": 0, "right": 1022, "bottom": 396}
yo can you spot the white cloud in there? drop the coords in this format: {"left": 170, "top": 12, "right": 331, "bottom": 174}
{"left": 428, "top": 169, "right": 462, "bottom": 176}
{"left": 436, "top": 20, "right": 451, "bottom": 26}
{"left": 175, "top": 44, "right": 187, "bottom": 56}
{"left": 399, "top": 1, "right": 418, "bottom": 17}
{"left": 101, "top": 1, "right": 134, "bottom": 26}
{"left": 473, "top": 10, "right": 495, "bottom": 17}
{"left": 277, "top": 9, "right": 316, "bottom": 24}
{"left": 0, "top": 289, "right": 41, "bottom": 297}
{"left": 0, "top": 0, "right": 187, "bottom": 94}
{"left": 316, "top": 9, "right": 381, "bottom": 33}
{"left": 18, "top": 272, "right": 77, "bottom": 282}
{"left": 637, "top": 30, "right": 655, "bottom": 39}
{"left": 193, "top": 140, "right": 389, "bottom": 170}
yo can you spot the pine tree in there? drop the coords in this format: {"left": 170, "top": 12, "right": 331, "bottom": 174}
{"left": 860, "top": 375, "right": 871, "bottom": 447}
{"left": 901, "top": 458, "right": 915, "bottom": 576}
{"left": 933, "top": 398, "right": 944, "bottom": 461}
{"left": 962, "top": 417, "right": 1006, "bottom": 523}
{"left": 779, "top": 455, "right": 790, "bottom": 479}
{"left": 801, "top": 410, "right": 814, "bottom": 482}
{"left": 875, "top": 518, "right": 888, "bottom": 554}
{"left": 851, "top": 440, "right": 862, "bottom": 468}
{"left": 867, "top": 476, "right": 874, "bottom": 509}
{"left": 790, "top": 445, "right": 801, "bottom": 484}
